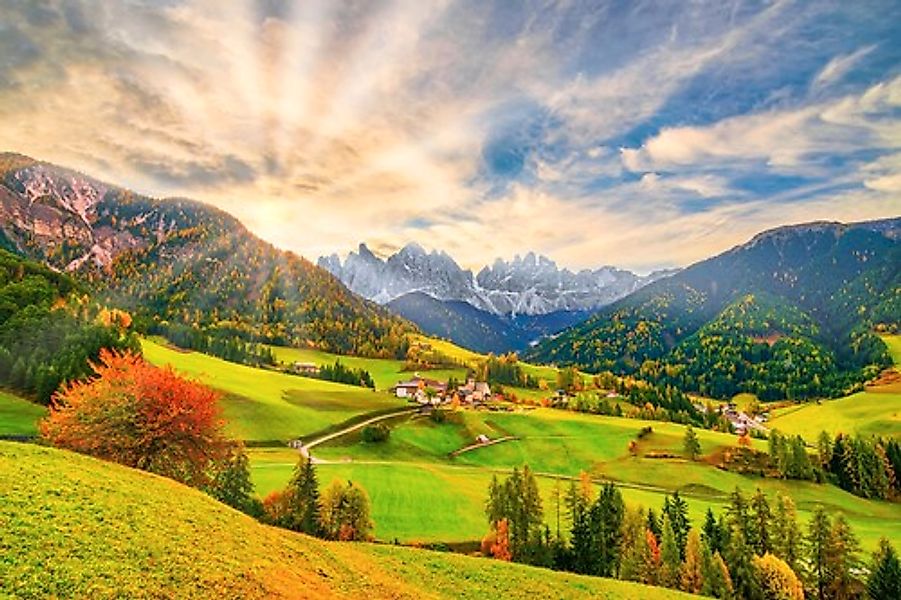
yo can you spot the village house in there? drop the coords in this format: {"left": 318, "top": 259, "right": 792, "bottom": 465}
{"left": 393, "top": 375, "right": 448, "bottom": 405}
{"left": 456, "top": 378, "right": 491, "bottom": 405}
{"left": 292, "top": 361, "right": 320, "bottom": 376}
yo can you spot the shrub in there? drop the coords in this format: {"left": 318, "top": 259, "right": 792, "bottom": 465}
{"left": 361, "top": 423, "right": 390, "bottom": 443}
{"left": 40, "top": 349, "right": 228, "bottom": 487}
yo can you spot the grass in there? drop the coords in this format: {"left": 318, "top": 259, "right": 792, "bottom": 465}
{"left": 267, "top": 344, "right": 469, "bottom": 391}
{"left": 0, "top": 390, "right": 46, "bottom": 436}
{"left": 768, "top": 334, "right": 901, "bottom": 441}
{"left": 252, "top": 408, "right": 901, "bottom": 552}
{"left": 142, "top": 339, "right": 404, "bottom": 443}
{"left": 768, "top": 388, "right": 901, "bottom": 441}
{"left": 0, "top": 441, "right": 692, "bottom": 599}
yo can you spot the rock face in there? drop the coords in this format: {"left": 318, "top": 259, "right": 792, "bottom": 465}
{"left": 319, "top": 244, "right": 675, "bottom": 316}
{"left": 0, "top": 159, "right": 207, "bottom": 273}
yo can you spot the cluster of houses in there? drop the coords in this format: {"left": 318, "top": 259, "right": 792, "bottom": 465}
{"left": 393, "top": 375, "right": 491, "bottom": 406}
{"left": 707, "top": 402, "right": 769, "bottom": 435}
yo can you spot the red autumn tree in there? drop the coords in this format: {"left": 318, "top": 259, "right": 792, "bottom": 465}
{"left": 40, "top": 349, "right": 228, "bottom": 487}
{"left": 491, "top": 519, "right": 513, "bottom": 561}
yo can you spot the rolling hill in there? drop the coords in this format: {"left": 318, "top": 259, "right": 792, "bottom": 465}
{"left": 0, "top": 153, "right": 414, "bottom": 358}
{"left": 0, "top": 441, "right": 693, "bottom": 599}
{"left": 529, "top": 219, "right": 901, "bottom": 400}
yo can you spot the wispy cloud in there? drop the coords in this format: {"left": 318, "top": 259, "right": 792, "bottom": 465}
{"left": 0, "top": 0, "right": 897, "bottom": 272}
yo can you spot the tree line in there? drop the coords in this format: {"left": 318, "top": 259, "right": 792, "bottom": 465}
{"left": 483, "top": 467, "right": 900, "bottom": 599}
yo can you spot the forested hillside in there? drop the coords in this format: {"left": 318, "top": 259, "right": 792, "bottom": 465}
{"left": 530, "top": 220, "right": 900, "bottom": 400}
{"left": 0, "top": 249, "right": 137, "bottom": 403}
{"left": 0, "top": 154, "right": 415, "bottom": 358}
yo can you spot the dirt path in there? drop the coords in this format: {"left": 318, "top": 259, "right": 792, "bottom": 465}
{"left": 299, "top": 407, "right": 418, "bottom": 463}
{"left": 449, "top": 436, "right": 517, "bottom": 457}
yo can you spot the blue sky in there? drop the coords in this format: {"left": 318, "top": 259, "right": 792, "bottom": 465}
{"left": 0, "top": 0, "right": 898, "bottom": 271}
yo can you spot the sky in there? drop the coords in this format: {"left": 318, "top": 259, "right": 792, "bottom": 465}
{"left": 0, "top": 0, "right": 899, "bottom": 272}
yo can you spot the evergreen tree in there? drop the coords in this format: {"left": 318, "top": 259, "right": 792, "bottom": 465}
{"left": 868, "top": 538, "right": 901, "bottom": 600}
{"left": 772, "top": 493, "right": 802, "bottom": 572}
{"left": 701, "top": 546, "right": 734, "bottom": 600}
{"left": 680, "top": 528, "right": 704, "bottom": 594}
{"left": 593, "top": 483, "right": 625, "bottom": 577}
{"left": 647, "top": 507, "right": 662, "bottom": 541}
{"left": 726, "top": 526, "right": 763, "bottom": 600}
{"left": 618, "top": 505, "right": 648, "bottom": 583}
{"left": 825, "top": 515, "right": 862, "bottom": 599}
{"left": 660, "top": 513, "right": 682, "bottom": 588}
{"left": 663, "top": 492, "right": 691, "bottom": 559}
{"left": 806, "top": 507, "right": 832, "bottom": 600}
{"left": 684, "top": 424, "right": 702, "bottom": 460}
{"left": 750, "top": 488, "right": 772, "bottom": 556}
{"left": 207, "top": 443, "right": 260, "bottom": 518}
{"left": 817, "top": 430, "right": 833, "bottom": 471}
{"left": 702, "top": 508, "right": 725, "bottom": 555}
{"left": 286, "top": 456, "right": 321, "bottom": 535}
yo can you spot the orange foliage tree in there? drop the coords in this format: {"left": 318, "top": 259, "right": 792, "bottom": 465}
{"left": 40, "top": 349, "right": 228, "bottom": 487}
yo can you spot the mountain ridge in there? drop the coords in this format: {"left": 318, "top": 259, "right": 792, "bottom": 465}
{"left": 0, "top": 152, "right": 415, "bottom": 358}
{"left": 319, "top": 242, "right": 677, "bottom": 316}
{"left": 528, "top": 217, "right": 900, "bottom": 400}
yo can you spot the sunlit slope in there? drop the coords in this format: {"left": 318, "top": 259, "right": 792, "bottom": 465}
{"left": 253, "top": 409, "right": 901, "bottom": 550}
{"left": 142, "top": 339, "right": 403, "bottom": 442}
{"left": 0, "top": 442, "right": 693, "bottom": 600}
{"left": 769, "top": 334, "right": 901, "bottom": 440}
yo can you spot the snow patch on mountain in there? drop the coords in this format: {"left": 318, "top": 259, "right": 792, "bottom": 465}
{"left": 319, "top": 243, "right": 677, "bottom": 316}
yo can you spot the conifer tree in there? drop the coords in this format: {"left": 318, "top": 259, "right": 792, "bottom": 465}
{"left": 825, "top": 515, "right": 862, "bottom": 599}
{"left": 726, "top": 526, "right": 763, "bottom": 600}
{"left": 701, "top": 546, "right": 733, "bottom": 600}
{"left": 680, "top": 528, "right": 704, "bottom": 594}
{"left": 684, "top": 425, "right": 702, "bottom": 460}
{"left": 806, "top": 507, "right": 832, "bottom": 600}
{"left": 660, "top": 513, "right": 682, "bottom": 589}
{"left": 772, "top": 493, "right": 802, "bottom": 572}
{"left": 286, "top": 456, "right": 321, "bottom": 535}
{"left": 750, "top": 488, "right": 772, "bottom": 556}
{"left": 663, "top": 491, "right": 691, "bottom": 558}
{"left": 618, "top": 505, "right": 648, "bottom": 582}
{"left": 868, "top": 538, "right": 901, "bottom": 600}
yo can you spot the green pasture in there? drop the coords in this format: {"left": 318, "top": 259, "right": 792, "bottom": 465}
{"left": 142, "top": 339, "right": 404, "bottom": 442}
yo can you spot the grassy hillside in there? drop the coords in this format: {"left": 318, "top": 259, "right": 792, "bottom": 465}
{"left": 269, "top": 343, "right": 467, "bottom": 391}
{"left": 252, "top": 408, "right": 901, "bottom": 551}
{"left": 142, "top": 339, "right": 404, "bottom": 442}
{"left": 0, "top": 390, "right": 45, "bottom": 436}
{"left": 768, "top": 334, "right": 901, "bottom": 440}
{"left": 0, "top": 441, "right": 692, "bottom": 599}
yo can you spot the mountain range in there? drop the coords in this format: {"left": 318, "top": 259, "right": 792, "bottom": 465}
{"left": 319, "top": 243, "right": 675, "bottom": 352}
{"left": 0, "top": 153, "right": 414, "bottom": 358}
{"left": 528, "top": 218, "right": 901, "bottom": 400}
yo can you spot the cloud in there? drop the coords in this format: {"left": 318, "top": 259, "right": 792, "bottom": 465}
{"left": 812, "top": 45, "right": 877, "bottom": 91}
{"left": 0, "top": 0, "right": 897, "bottom": 273}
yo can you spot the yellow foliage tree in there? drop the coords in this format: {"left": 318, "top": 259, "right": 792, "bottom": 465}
{"left": 752, "top": 553, "right": 804, "bottom": 600}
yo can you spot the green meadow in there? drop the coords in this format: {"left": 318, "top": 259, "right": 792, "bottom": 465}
{"left": 1, "top": 441, "right": 693, "bottom": 600}
{"left": 250, "top": 407, "right": 901, "bottom": 551}
{"left": 0, "top": 390, "right": 46, "bottom": 436}
{"left": 142, "top": 338, "right": 404, "bottom": 442}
